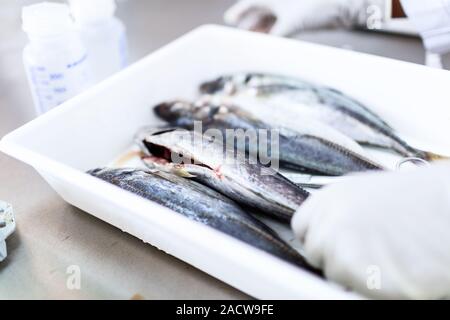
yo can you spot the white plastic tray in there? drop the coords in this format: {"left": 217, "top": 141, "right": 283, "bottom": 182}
{"left": 2, "top": 25, "right": 450, "bottom": 299}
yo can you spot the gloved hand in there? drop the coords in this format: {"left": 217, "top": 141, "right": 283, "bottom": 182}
{"left": 400, "top": 0, "right": 450, "bottom": 69}
{"left": 401, "top": 0, "right": 450, "bottom": 55}
{"left": 292, "top": 162, "right": 450, "bottom": 299}
{"left": 224, "top": 0, "right": 389, "bottom": 36}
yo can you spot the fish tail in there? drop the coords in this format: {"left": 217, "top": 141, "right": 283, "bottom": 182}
{"left": 423, "top": 151, "right": 450, "bottom": 162}
{"left": 395, "top": 143, "right": 449, "bottom": 162}
{"left": 389, "top": 135, "right": 438, "bottom": 161}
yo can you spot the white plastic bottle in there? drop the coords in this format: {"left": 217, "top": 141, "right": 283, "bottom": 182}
{"left": 69, "top": 0, "right": 128, "bottom": 84}
{"left": 22, "top": 2, "right": 93, "bottom": 115}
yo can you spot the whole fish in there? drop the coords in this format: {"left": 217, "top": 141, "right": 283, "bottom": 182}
{"left": 198, "top": 93, "right": 368, "bottom": 157}
{"left": 135, "top": 128, "right": 309, "bottom": 222}
{"left": 88, "top": 168, "right": 313, "bottom": 269}
{"left": 153, "top": 100, "right": 383, "bottom": 176}
{"left": 200, "top": 72, "right": 445, "bottom": 160}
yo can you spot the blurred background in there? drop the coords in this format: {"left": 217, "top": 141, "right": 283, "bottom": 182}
{"left": 3, "top": 0, "right": 448, "bottom": 137}
{"left": 0, "top": 0, "right": 447, "bottom": 299}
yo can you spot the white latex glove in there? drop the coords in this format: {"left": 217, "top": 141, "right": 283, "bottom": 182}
{"left": 401, "top": 0, "right": 450, "bottom": 69}
{"left": 0, "top": 201, "right": 15, "bottom": 262}
{"left": 224, "top": 0, "right": 390, "bottom": 36}
{"left": 425, "top": 52, "right": 443, "bottom": 69}
{"left": 401, "top": 0, "right": 450, "bottom": 55}
{"left": 292, "top": 162, "right": 450, "bottom": 299}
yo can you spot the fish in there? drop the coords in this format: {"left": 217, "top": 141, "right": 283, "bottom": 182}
{"left": 88, "top": 167, "right": 315, "bottom": 270}
{"left": 153, "top": 100, "right": 384, "bottom": 176}
{"left": 198, "top": 93, "right": 369, "bottom": 157}
{"left": 135, "top": 128, "right": 310, "bottom": 222}
{"left": 200, "top": 72, "right": 395, "bottom": 132}
{"left": 200, "top": 72, "right": 445, "bottom": 160}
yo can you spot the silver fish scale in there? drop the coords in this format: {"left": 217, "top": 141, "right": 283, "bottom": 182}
{"left": 140, "top": 129, "right": 310, "bottom": 221}
{"left": 88, "top": 168, "right": 316, "bottom": 270}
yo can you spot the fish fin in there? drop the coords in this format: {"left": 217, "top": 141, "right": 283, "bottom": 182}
{"left": 399, "top": 145, "right": 450, "bottom": 162}
{"left": 173, "top": 165, "right": 197, "bottom": 178}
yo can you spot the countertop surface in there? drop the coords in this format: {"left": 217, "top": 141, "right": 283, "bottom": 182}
{"left": 0, "top": 0, "right": 447, "bottom": 299}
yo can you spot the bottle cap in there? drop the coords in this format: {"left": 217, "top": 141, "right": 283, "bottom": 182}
{"left": 69, "top": 0, "right": 117, "bottom": 24}
{"left": 22, "top": 2, "right": 74, "bottom": 37}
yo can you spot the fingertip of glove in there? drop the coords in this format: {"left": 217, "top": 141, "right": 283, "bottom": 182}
{"left": 224, "top": 1, "right": 250, "bottom": 25}
{"left": 269, "top": 19, "right": 296, "bottom": 36}
{"left": 291, "top": 196, "right": 316, "bottom": 241}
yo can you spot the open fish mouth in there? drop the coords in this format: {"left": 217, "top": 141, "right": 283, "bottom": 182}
{"left": 135, "top": 128, "right": 310, "bottom": 222}
{"left": 200, "top": 77, "right": 228, "bottom": 94}
{"left": 136, "top": 127, "right": 216, "bottom": 173}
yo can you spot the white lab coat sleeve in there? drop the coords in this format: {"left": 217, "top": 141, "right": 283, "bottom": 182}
{"left": 401, "top": 0, "right": 450, "bottom": 54}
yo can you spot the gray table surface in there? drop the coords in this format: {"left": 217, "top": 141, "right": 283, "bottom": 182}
{"left": 0, "top": 0, "right": 446, "bottom": 300}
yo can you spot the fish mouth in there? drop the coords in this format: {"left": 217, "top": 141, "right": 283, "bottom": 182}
{"left": 140, "top": 134, "right": 215, "bottom": 173}
{"left": 143, "top": 140, "right": 174, "bottom": 162}
{"left": 153, "top": 102, "right": 176, "bottom": 122}
{"left": 199, "top": 77, "right": 227, "bottom": 94}
{"left": 87, "top": 168, "right": 103, "bottom": 175}
{"left": 154, "top": 101, "right": 195, "bottom": 123}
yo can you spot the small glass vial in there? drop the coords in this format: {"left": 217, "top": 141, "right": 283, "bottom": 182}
{"left": 22, "top": 2, "right": 93, "bottom": 115}
{"left": 69, "top": 0, "right": 128, "bottom": 84}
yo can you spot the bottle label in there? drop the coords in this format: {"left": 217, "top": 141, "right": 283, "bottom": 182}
{"left": 26, "top": 53, "right": 92, "bottom": 114}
